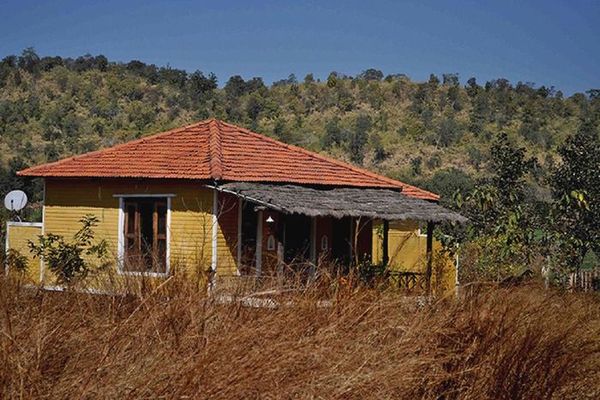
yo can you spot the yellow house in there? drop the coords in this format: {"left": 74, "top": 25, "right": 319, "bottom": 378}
{"left": 8, "top": 119, "right": 464, "bottom": 292}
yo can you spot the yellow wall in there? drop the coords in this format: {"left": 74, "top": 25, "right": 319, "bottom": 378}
{"left": 372, "top": 220, "right": 456, "bottom": 296}
{"left": 216, "top": 224, "right": 238, "bottom": 276}
{"left": 214, "top": 194, "right": 240, "bottom": 277}
{"left": 42, "top": 179, "right": 238, "bottom": 283}
{"left": 5, "top": 223, "right": 42, "bottom": 284}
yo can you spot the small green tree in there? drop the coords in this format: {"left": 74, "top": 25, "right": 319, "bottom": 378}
{"left": 410, "top": 156, "right": 422, "bottom": 175}
{"left": 425, "top": 168, "right": 474, "bottom": 203}
{"left": 348, "top": 114, "right": 371, "bottom": 164}
{"left": 441, "top": 133, "right": 538, "bottom": 281}
{"left": 370, "top": 133, "right": 388, "bottom": 163}
{"left": 187, "top": 70, "right": 217, "bottom": 104}
{"left": 358, "top": 68, "right": 384, "bottom": 81}
{"left": 5, "top": 249, "right": 29, "bottom": 273}
{"left": 29, "top": 215, "right": 109, "bottom": 285}
{"left": 326, "top": 72, "right": 338, "bottom": 88}
{"left": 322, "top": 117, "right": 345, "bottom": 149}
{"left": 547, "top": 119, "right": 600, "bottom": 274}
{"left": 18, "top": 47, "right": 40, "bottom": 74}
{"left": 245, "top": 93, "right": 264, "bottom": 128}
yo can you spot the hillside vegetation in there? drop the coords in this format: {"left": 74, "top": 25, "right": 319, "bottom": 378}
{"left": 1, "top": 48, "right": 597, "bottom": 202}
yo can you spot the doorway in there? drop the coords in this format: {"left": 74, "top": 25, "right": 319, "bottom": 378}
{"left": 283, "top": 214, "right": 311, "bottom": 265}
{"left": 240, "top": 200, "right": 258, "bottom": 274}
{"left": 331, "top": 217, "right": 352, "bottom": 268}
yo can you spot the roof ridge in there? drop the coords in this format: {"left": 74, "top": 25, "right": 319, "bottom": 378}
{"left": 217, "top": 120, "right": 439, "bottom": 199}
{"left": 18, "top": 120, "right": 211, "bottom": 176}
{"left": 208, "top": 119, "right": 223, "bottom": 180}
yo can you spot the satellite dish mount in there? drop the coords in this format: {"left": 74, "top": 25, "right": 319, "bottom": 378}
{"left": 4, "top": 190, "right": 28, "bottom": 222}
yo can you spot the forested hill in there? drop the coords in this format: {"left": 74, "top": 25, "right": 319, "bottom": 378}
{"left": 1, "top": 49, "right": 599, "bottom": 203}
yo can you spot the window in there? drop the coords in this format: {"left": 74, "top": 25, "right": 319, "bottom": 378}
{"left": 121, "top": 197, "right": 168, "bottom": 274}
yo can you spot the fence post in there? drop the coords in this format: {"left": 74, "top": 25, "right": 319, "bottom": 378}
{"left": 570, "top": 267, "right": 600, "bottom": 292}
{"left": 425, "top": 221, "right": 434, "bottom": 296}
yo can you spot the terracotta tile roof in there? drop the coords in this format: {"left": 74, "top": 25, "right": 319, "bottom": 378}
{"left": 18, "top": 119, "right": 439, "bottom": 201}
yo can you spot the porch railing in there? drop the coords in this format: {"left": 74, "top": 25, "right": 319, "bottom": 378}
{"left": 387, "top": 271, "right": 425, "bottom": 292}
{"left": 569, "top": 267, "right": 600, "bottom": 292}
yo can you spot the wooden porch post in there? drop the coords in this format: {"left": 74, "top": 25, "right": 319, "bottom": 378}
{"left": 309, "top": 216, "right": 317, "bottom": 277}
{"left": 256, "top": 210, "right": 263, "bottom": 276}
{"left": 382, "top": 220, "right": 389, "bottom": 266}
{"left": 277, "top": 214, "right": 285, "bottom": 279}
{"left": 236, "top": 198, "right": 242, "bottom": 272}
{"left": 425, "top": 221, "right": 434, "bottom": 295}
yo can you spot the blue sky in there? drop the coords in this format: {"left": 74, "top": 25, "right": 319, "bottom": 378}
{"left": 0, "top": 0, "right": 598, "bottom": 94}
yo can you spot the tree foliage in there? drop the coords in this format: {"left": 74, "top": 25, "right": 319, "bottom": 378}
{"left": 28, "top": 215, "right": 109, "bottom": 285}
{"left": 547, "top": 118, "right": 600, "bottom": 273}
{"left": 4, "top": 249, "right": 29, "bottom": 273}
{"left": 443, "top": 134, "right": 538, "bottom": 281}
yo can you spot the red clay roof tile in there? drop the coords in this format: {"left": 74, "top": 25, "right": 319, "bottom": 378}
{"left": 18, "top": 119, "right": 439, "bottom": 201}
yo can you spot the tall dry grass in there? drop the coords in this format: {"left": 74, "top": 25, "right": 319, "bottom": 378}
{"left": 0, "top": 275, "right": 598, "bottom": 399}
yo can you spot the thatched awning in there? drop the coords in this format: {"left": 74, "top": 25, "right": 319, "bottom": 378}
{"left": 214, "top": 182, "right": 466, "bottom": 223}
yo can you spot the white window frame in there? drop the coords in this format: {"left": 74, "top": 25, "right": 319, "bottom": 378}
{"left": 115, "top": 194, "right": 173, "bottom": 277}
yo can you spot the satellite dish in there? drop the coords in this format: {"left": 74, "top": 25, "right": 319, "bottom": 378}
{"left": 4, "top": 190, "right": 28, "bottom": 212}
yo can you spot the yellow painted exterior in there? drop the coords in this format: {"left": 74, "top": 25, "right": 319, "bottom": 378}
{"left": 5, "top": 223, "right": 43, "bottom": 284}
{"left": 216, "top": 230, "right": 239, "bottom": 275}
{"left": 215, "top": 194, "right": 240, "bottom": 276}
{"left": 7, "top": 178, "right": 452, "bottom": 294}
{"left": 39, "top": 179, "right": 238, "bottom": 284}
{"left": 372, "top": 220, "right": 456, "bottom": 296}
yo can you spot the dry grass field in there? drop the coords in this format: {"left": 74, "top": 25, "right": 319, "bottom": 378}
{"left": 0, "top": 276, "right": 599, "bottom": 399}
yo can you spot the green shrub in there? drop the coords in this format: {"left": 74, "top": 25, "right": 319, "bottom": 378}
{"left": 4, "top": 248, "right": 28, "bottom": 273}
{"left": 28, "top": 214, "right": 109, "bottom": 285}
